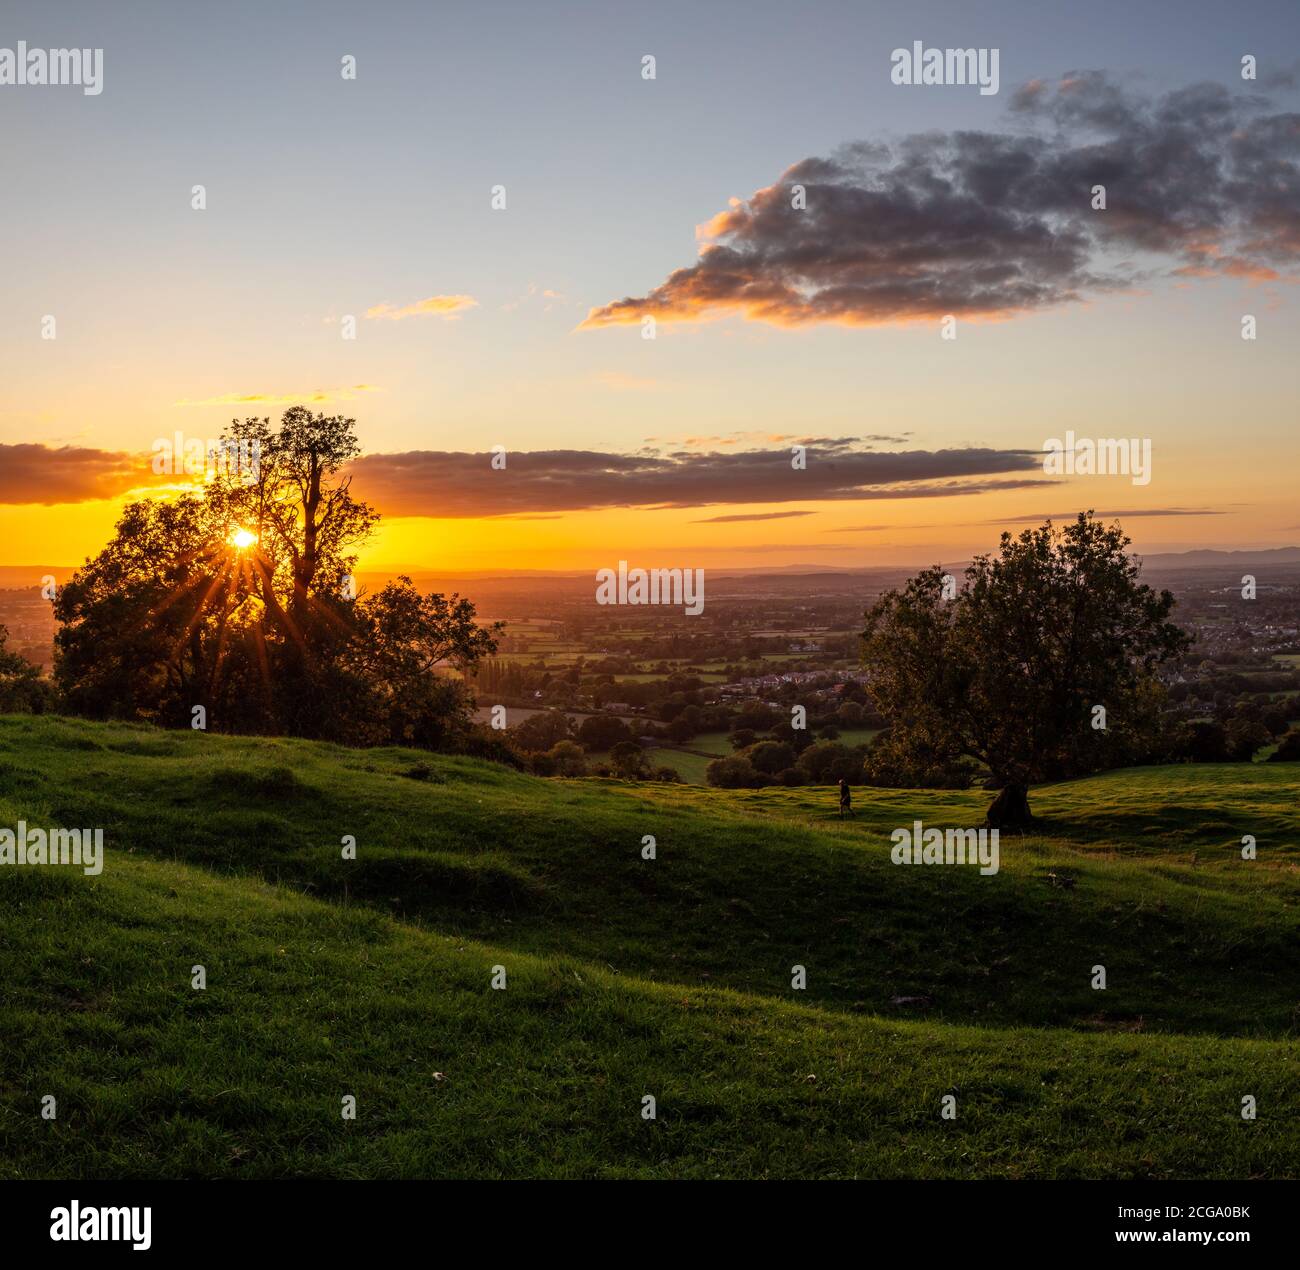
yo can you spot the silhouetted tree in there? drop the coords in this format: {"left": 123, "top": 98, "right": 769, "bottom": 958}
{"left": 1176, "top": 719, "right": 1230, "bottom": 762}
{"left": 745, "top": 739, "right": 795, "bottom": 776}
{"left": 54, "top": 495, "right": 253, "bottom": 725}
{"left": 510, "top": 710, "right": 573, "bottom": 753}
{"left": 546, "top": 739, "right": 588, "bottom": 776}
{"left": 352, "top": 578, "right": 501, "bottom": 746}
{"left": 861, "top": 513, "right": 1190, "bottom": 826}
{"left": 207, "top": 408, "right": 378, "bottom": 733}
{"left": 54, "top": 408, "right": 497, "bottom": 746}
{"left": 706, "top": 754, "right": 762, "bottom": 788}
{"left": 1226, "top": 717, "right": 1270, "bottom": 762}
{"left": 1267, "top": 727, "right": 1300, "bottom": 762}
{"left": 0, "top": 625, "right": 50, "bottom": 713}
{"left": 610, "top": 740, "right": 650, "bottom": 779}
{"left": 576, "top": 713, "right": 633, "bottom": 752}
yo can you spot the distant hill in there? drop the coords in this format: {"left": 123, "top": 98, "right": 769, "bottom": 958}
{"left": 1137, "top": 546, "right": 1300, "bottom": 567}
{"left": 0, "top": 565, "right": 78, "bottom": 588}
{"left": 2, "top": 713, "right": 1298, "bottom": 1178}
{"left": 352, "top": 549, "right": 1300, "bottom": 594}
{"left": 17, "top": 548, "right": 1296, "bottom": 596}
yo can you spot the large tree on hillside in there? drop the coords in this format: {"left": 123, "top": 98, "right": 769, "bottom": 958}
{"left": 55, "top": 408, "right": 498, "bottom": 744}
{"left": 206, "top": 409, "right": 379, "bottom": 723}
{"left": 861, "top": 513, "right": 1190, "bottom": 826}
{"left": 54, "top": 495, "right": 257, "bottom": 725}
{"left": 351, "top": 578, "right": 502, "bottom": 746}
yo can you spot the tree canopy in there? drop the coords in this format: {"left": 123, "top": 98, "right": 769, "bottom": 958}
{"left": 0, "top": 624, "right": 50, "bottom": 713}
{"left": 54, "top": 408, "right": 499, "bottom": 746}
{"left": 861, "top": 513, "right": 1191, "bottom": 825}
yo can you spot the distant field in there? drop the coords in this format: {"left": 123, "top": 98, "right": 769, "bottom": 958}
{"left": 825, "top": 727, "right": 881, "bottom": 747}
{"left": 670, "top": 728, "right": 882, "bottom": 777}
{"left": 612, "top": 672, "right": 729, "bottom": 684}
{"left": 473, "top": 705, "right": 641, "bottom": 727}
{"left": 689, "top": 732, "right": 733, "bottom": 756}
{"left": 642, "top": 747, "right": 712, "bottom": 783}
{"left": 488, "top": 621, "right": 560, "bottom": 633}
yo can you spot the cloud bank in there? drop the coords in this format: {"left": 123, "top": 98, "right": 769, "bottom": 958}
{"left": 347, "top": 440, "right": 1047, "bottom": 518}
{"left": 581, "top": 73, "right": 1300, "bottom": 329}
{"left": 0, "top": 438, "right": 1047, "bottom": 514}
{"left": 0, "top": 443, "right": 146, "bottom": 505}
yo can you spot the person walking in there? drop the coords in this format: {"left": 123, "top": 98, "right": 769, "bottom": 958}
{"left": 838, "top": 778, "right": 853, "bottom": 819}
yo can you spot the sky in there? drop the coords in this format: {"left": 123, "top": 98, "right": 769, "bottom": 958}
{"left": 1, "top": 0, "right": 1297, "bottom": 572}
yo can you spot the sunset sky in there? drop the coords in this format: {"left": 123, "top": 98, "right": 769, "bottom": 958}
{"left": 2, "top": 0, "right": 1297, "bottom": 573}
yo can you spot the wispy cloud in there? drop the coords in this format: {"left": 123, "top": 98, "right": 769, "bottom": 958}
{"left": 985, "top": 507, "right": 1225, "bottom": 524}
{"left": 692, "top": 510, "right": 815, "bottom": 524}
{"left": 720, "top": 542, "right": 854, "bottom": 554}
{"left": 650, "top": 431, "right": 911, "bottom": 448}
{"left": 173, "top": 385, "right": 381, "bottom": 407}
{"left": 365, "top": 295, "right": 478, "bottom": 321}
{"left": 502, "top": 283, "right": 567, "bottom": 313}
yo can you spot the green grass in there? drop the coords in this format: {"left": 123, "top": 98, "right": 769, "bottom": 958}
{"left": 824, "top": 726, "right": 881, "bottom": 747}
{"left": 1, "top": 714, "right": 1298, "bottom": 1178}
{"left": 685, "top": 731, "right": 733, "bottom": 756}
{"left": 641, "top": 746, "right": 713, "bottom": 783}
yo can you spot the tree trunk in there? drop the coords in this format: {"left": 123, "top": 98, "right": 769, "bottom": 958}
{"left": 986, "top": 782, "right": 1032, "bottom": 828}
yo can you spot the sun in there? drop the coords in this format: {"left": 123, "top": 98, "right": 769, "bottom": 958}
{"left": 229, "top": 527, "right": 258, "bottom": 551}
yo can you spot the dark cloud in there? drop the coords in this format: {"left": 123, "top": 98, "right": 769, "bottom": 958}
{"left": 0, "top": 443, "right": 145, "bottom": 505}
{"left": 1258, "top": 59, "right": 1300, "bottom": 91}
{"left": 348, "top": 442, "right": 1048, "bottom": 518}
{"left": 719, "top": 542, "right": 853, "bottom": 554}
{"left": 2, "top": 439, "right": 1049, "bottom": 516}
{"left": 986, "top": 507, "right": 1225, "bottom": 524}
{"left": 691, "top": 510, "right": 815, "bottom": 524}
{"left": 582, "top": 73, "right": 1300, "bottom": 329}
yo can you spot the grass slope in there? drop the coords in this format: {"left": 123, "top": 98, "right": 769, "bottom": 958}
{"left": 1, "top": 714, "right": 1298, "bottom": 1178}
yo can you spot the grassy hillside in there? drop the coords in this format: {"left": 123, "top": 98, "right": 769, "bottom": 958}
{"left": 1, "top": 714, "right": 1298, "bottom": 1178}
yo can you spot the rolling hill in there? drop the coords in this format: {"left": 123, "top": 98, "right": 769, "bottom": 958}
{"left": 1, "top": 714, "right": 1297, "bottom": 1178}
